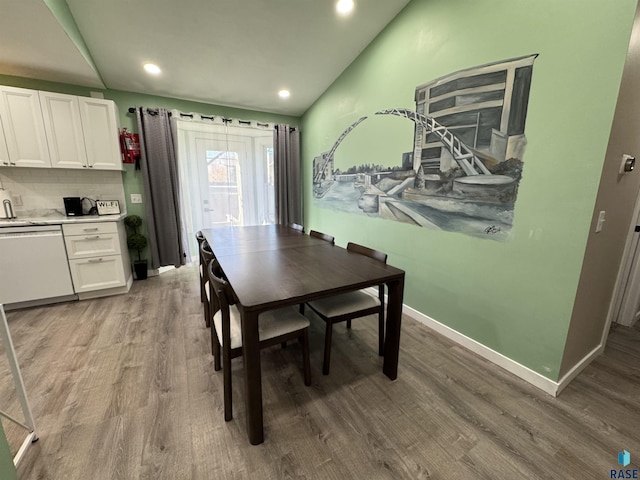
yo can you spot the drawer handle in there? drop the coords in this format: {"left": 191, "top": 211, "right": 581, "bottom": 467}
{"left": 84, "top": 235, "right": 101, "bottom": 240}
{"left": 88, "top": 258, "right": 104, "bottom": 263}
{"left": 83, "top": 228, "right": 99, "bottom": 232}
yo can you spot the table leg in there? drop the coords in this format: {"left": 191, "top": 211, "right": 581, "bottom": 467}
{"left": 383, "top": 275, "right": 404, "bottom": 380}
{"left": 240, "top": 309, "right": 264, "bottom": 445}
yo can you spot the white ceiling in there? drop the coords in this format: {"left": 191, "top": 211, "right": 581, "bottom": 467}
{"left": 0, "top": 0, "right": 411, "bottom": 116}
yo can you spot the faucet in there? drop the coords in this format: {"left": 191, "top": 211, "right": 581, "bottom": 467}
{"left": 3, "top": 199, "right": 15, "bottom": 219}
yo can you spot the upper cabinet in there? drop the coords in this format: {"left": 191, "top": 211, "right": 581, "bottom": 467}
{"left": 0, "top": 86, "right": 51, "bottom": 168}
{"left": 39, "top": 91, "right": 88, "bottom": 169}
{"left": 78, "top": 98, "right": 122, "bottom": 171}
{"left": 0, "top": 85, "right": 123, "bottom": 171}
{"left": 0, "top": 116, "right": 9, "bottom": 166}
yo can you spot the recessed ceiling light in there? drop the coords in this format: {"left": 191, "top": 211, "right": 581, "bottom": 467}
{"left": 278, "top": 89, "right": 290, "bottom": 99}
{"left": 336, "top": 0, "right": 354, "bottom": 15}
{"left": 143, "top": 63, "right": 161, "bottom": 75}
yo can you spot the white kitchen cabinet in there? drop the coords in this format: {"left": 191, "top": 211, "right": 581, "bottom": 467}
{"left": 39, "top": 91, "right": 88, "bottom": 169}
{"left": 40, "top": 92, "right": 123, "bottom": 171}
{"left": 0, "top": 86, "right": 51, "bottom": 168}
{"left": 78, "top": 97, "right": 122, "bottom": 171}
{"left": 63, "top": 221, "right": 131, "bottom": 295}
{"left": 68, "top": 256, "right": 126, "bottom": 293}
{"left": 0, "top": 116, "right": 9, "bottom": 166}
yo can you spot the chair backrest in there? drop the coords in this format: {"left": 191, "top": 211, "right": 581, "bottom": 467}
{"left": 196, "top": 231, "right": 206, "bottom": 263}
{"left": 346, "top": 242, "right": 387, "bottom": 264}
{"left": 310, "top": 230, "right": 335, "bottom": 245}
{"left": 288, "top": 223, "right": 304, "bottom": 233}
{"left": 200, "top": 239, "right": 215, "bottom": 265}
{"left": 207, "top": 258, "right": 233, "bottom": 306}
{"left": 207, "top": 258, "right": 236, "bottom": 347}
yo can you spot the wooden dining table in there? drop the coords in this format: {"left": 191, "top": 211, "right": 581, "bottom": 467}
{"left": 201, "top": 224, "right": 405, "bottom": 445}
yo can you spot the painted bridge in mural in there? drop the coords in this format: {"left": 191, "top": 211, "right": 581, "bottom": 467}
{"left": 374, "top": 108, "right": 491, "bottom": 176}
{"left": 313, "top": 108, "right": 491, "bottom": 198}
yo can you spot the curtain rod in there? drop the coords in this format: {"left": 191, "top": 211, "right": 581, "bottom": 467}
{"left": 128, "top": 107, "right": 292, "bottom": 130}
{"left": 128, "top": 107, "right": 169, "bottom": 116}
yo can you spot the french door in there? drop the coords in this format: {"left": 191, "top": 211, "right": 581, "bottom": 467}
{"left": 175, "top": 121, "right": 274, "bottom": 262}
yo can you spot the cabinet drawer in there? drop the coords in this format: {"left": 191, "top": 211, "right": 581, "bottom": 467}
{"left": 69, "top": 256, "right": 126, "bottom": 293}
{"left": 63, "top": 222, "right": 117, "bottom": 236}
{"left": 65, "top": 232, "right": 120, "bottom": 259}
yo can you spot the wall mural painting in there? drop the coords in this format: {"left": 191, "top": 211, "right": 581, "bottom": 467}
{"left": 312, "top": 54, "right": 537, "bottom": 240}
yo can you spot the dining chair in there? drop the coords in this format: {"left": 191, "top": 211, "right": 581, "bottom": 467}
{"left": 306, "top": 242, "right": 387, "bottom": 375}
{"left": 196, "top": 231, "right": 207, "bottom": 303}
{"left": 288, "top": 222, "right": 304, "bottom": 233}
{"left": 309, "top": 230, "right": 335, "bottom": 245}
{"left": 200, "top": 240, "right": 216, "bottom": 328}
{"left": 207, "top": 258, "right": 312, "bottom": 421}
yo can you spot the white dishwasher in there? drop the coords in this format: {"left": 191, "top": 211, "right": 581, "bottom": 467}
{"left": 0, "top": 225, "right": 75, "bottom": 306}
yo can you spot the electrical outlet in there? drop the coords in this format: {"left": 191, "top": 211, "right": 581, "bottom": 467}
{"left": 11, "top": 194, "right": 22, "bottom": 206}
{"left": 130, "top": 193, "right": 143, "bottom": 204}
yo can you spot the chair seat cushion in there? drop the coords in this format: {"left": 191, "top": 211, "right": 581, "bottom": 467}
{"left": 199, "top": 264, "right": 203, "bottom": 277}
{"left": 308, "top": 290, "right": 380, "bottom": 318}
{"left": 213, "top": 306, "right": 310, "bottom": 350}
{"left": 204, "top": 281, "right": 210, "bottom": 300}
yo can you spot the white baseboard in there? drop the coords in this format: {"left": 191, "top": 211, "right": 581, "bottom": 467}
{"left": 401, "top": 304, "right": 562, "bottom": 397}
{"left": 555, "top": 344, "right": 605, "bottom": 395}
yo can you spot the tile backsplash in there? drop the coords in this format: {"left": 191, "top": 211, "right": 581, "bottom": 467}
{"left": 0, "top": 168, "right": 126, "bottom": 217}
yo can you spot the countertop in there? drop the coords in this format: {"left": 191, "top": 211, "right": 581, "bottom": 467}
{"left": 0, "top": 212, "right": 127, "bottom": 227}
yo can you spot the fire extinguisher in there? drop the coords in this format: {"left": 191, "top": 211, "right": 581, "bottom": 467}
{"left": 119, "top": 128, "right": 141, "bottom": 169}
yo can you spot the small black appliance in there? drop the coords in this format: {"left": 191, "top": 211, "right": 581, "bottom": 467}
{"left": 63, "top": 197, "right": 83, "bottom": 216}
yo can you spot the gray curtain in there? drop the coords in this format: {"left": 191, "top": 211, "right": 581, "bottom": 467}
{"left": 135, "top": 107, "right": 184, "bottom": 269}
{"left": 273, "top": 124, "right": 301, "bottom": 225}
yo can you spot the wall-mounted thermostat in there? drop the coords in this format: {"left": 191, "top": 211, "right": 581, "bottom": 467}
{"left": 620, "top": 154, "right": 636, "bottom": 174}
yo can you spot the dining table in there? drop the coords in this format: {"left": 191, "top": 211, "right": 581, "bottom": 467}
{"left": 201, "top": 224, "right": 405, "bottom": 445}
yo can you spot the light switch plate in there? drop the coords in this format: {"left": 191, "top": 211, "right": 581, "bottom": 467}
{"left": 595, "top": 210, "right": 606, "bottom": 233}
{"left": 130, "top": 194, "right": 143, "bottom": 204}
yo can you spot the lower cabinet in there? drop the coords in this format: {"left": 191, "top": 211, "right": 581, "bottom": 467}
{"left": 63, "top": 221, "right": 132, "bottom": 295}
{"left": 68, "top": 256, "right": 126, "bottom": 293}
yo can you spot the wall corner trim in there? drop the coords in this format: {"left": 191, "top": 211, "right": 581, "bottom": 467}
{"left": 401, "top": 303, "right": 562, "bottom": 396}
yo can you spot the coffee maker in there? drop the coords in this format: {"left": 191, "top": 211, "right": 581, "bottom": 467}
{"left": 63, "top": 197, "right": 83, "bottom": 216}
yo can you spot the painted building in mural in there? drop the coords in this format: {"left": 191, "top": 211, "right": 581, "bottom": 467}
{"left": 413, "top": 54, "right": 536, "bottom": 175}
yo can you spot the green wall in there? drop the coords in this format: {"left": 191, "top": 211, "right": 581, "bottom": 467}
{"left": 0, "top": 423, "right": 18, "bottom": 480}
{"left": 0, "top": 73, "right": 299, "bottom": 263}
{"left": 301, "top": 0, "right": 637, "bottom": 380}
{"left": 43, "top": 0, "right": 101, "bottom": 79}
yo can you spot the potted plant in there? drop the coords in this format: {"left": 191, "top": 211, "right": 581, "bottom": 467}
{"left": 124, "top": 214, "right": 148, "bottom": 280}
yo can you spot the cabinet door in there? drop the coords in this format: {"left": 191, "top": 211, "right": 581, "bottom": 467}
{"left": 0, "top": 86, "right": 51, "bottom": 168}
{"left": 68, "top": 255, "right": 126, "bottom": 292}
{"left": 78, "top": 98, "right": 122, "bottom": 171}
{"left": 0, "top": 116, "right": 9, "bottom": 167}
{"left": 39, "top": 91, "right": 88, "bottom": 169}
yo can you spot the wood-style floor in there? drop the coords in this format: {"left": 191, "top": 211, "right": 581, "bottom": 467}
{"left": 1, "top": 266, "right": 639, "bottom": 479}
